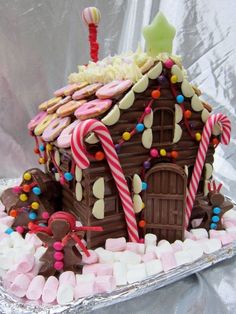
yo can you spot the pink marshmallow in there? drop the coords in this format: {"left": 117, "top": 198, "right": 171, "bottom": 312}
{"left": 59, "top": 271, "right": 76, "bottom": 287}
{"left": 0, "top": 232, "right": 8, "bottom": 241}
{"left": 209, "top": 230, "right": 226, "bottom": 238}
{"left": 184, "top": 230, "right": 197, "bottom": 240}
{"left": 9, "top": 274, "right": 31, "bottom": 298}
{"left": 160, "top": 252, "right": 177, "bottom": 272}
{"left": 126, "top": 242, "right": 139, "bottom": 253}
{"left": 4, "top": 269, "right": 20, "bottom": 283}
{"left": 0, "top": 201, "right": 5, "bottom": 212}
{"left": 14, "top": 254, "right": 35, "bottom": 273}
{"left": 26, "top": 275, "right": 45, "bottom": 300}
{"left": 82, "top": 250, "right": 98, "bottom": 264}
{"left": 74, "top": 281, "right": 95, "bottom": 299}
{"left": 82, "top": 263, "right": 113, "bottom": 276}
{"left": 171, "top": 240, "right": 184, "bottom": 252}
{"left": 141, "top": 252, "right": 156, "bottom": 263}
{"left": 105, "top": 237, "right": 126, "bottom": 252}
{"left": 42, "top": 276, "right": 59, "bottom": 303}
{"left": 0, "top": 216, "right": 14, "bottom": 227}
{"left": 94, "top": 275, "right": 116, "bottom": 294}
{"left": 25, "top": 233, "right": 42, "bottom": 248}
{"left": 219, "top": 234, "right": 234, "bottom": 246}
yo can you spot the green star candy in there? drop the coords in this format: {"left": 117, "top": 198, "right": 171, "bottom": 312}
{"left": 143, "top": 12, "right": 176, "bottom": 57}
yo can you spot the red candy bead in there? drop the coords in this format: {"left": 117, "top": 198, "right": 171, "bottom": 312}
{"left": 164, "top": 59, "right": 174, "bottom": 68}
{"left": 150, "top": 148, "right": 159, "bottom": 158}
{"left": 22, "top": 184, "right": 31, "bottom": 193}
{"left": 212, "top": 138, "right": 219, "bottom": 145}
{"left": 53, "top": 241, "right": 63, "bottom": 251}
{"left": 139, "top": 220, "right": 146, "bottom": 228}
{"left": 12, "top": 186, "right": 22, "bottom": 194}
{"left": 15, "top": 226, "right": 24, "bottom": 234}
{"left": 151, "top": 90, "right": 161, "bottom": 99}
{"left": 95, "top": 151, "right": 105, "bottom": 161}
{"left": 28, "top": 222, "right": 34, "bottom": 230}
{"left": 145, "top": 107, "right": 151, "bottom": 114}
{"left": 9, "top": 209, "right": 18, "bottom": 217}
{"left": 171, "top": 151, "right": 179, "bottom": 159}
{"left": 34, "top": 147, "right": 40, "bottom": 154}
{"left": 54, "top": 261, "right": 64, "bottom": 271}
{"left": 184, "top": 110, "right": 192, "bottom": 119}
{"left": 54, "top": 251, "right": 64, "bottom": 261}
{"left": 42, "top": 212, "right": 49, "bottom": 220}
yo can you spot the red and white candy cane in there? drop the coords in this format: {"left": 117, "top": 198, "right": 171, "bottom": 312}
{"left": 185, "top": 113, "right": 231, "bottom": 228}
{"left": 71, "top": 119, "right": 140, "bottom": 242}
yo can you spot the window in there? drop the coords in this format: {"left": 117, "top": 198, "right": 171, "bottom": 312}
{"left": 153, "top": 108, "right": 174, "bottom": 144}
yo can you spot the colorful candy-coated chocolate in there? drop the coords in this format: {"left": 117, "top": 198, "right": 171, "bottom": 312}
{"left": 29, "top": 212, "right": 37, "bottom": 220}
{"left": 145, "top": 107, "right": 151, "bottom": 114}
{"left": 5, "top": 228, "right": 14, "bottom": 234}
{"left": 54, "top": 251, "right": 64, "bottom": 261}
{"left": 42, "top": 212, "right": 49, "bottom": 219}
{"left": 9, "top": 209, "right": 18, "bottom": 217}
{"left": 158, "top": 75, "right": 166, "bottom": 83}
{"left": 34, "top": 147, "right": 40, "bottom": 154}
{"left": 170, "top": 75, "right": 177, "bottom": 83}
{"left": 143, "top": 161, "right": 151, "bottom": 169}
{"left": 59, "top": 176, "right": 65, "bottom": 185}
{"left": 19, "top": 194, "right": 28, "bottom": 202}
{"left": 15, "top": 226, "right": 24, "bottom": 234}
{"left": 150, "top": 148, "right": 158, "bottom": 157}
{"left": 23, "top": 172, "right": 32, "bottom": 181}
{"left": 176, "top": 95, "right": 184, "bottom": 104}
{"left": 212, "top": 138, "right": 219, "bottom": 145}
{"left": 122, "top": 132, "right": 131, "bottom": 141}
{"left": 22, "top": 184, "right": 31, "bottom": 193}
{"left": 31, "top": 202, "right": 39, "bottom": 210}
{"left": 115, "top": 144, "right": 121, "bottom": 153}
{"left": 151, "top": 89, "right": 161, "bottom": 99}
{"left": 210, "top": 223, "right": 217, "bottom": 229}
{"left": 171, "top": 150, "right": 179, "bottom": 159}
{"left": 95, "top": 151, "right": 105, "bottom": 161}
{"left": 54, "top": 261, "right": 64, "bottom": 271}
{"left": 64, "top": 172, "right": 74, "bottom": 181}
{"left": 38, "top": 157, "right": 46, "bottom": 164}
{"left": 195, "top": 132, "right": 201, "bottom": 141}
{"left": 136, "top": 123, "right": 145, "bottom": 132}
{"left": 39, "top": 144, "right": 45, "bottom": 151}
{"left": 53, "top": 241, "right": 63, "bottom": 251}
{"left": 212, "top": 215, "right": 220, "bottom": 223}
{"left": 32, "top": 186, "right": 41, "bottom": 195}
{"left": 160, "top": 149, "right": 167, "bottom": 156}
{"left": 139, "top": 220, "right": 146, "bottom": 228}
{"left": 164, "top": 59, "right": 175, "bottom": 69}
{"left": 184, "top": 110, "right": 192, "bottom": 119}
{"left": 142, "top": 182, "right": 148, "bottom": 190}
{"left": 213, "top": 207, "right": 221, "bottom": 215}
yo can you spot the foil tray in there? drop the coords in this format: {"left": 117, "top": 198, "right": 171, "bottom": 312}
{"left": 0, "top": 179, "right": 236, "bottom": 314}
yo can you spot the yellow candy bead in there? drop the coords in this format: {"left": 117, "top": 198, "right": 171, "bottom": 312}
{"left": 195, "top": 132, "right": 201, "bottom": 141}
{"left": 19, "top": 193, "right": 28, "bottom": 202}
{"left": 160, "top": 149, "right": 167, "bottom": 156}
{"left": 31, "top": 202, "right": 39, "bottom": 210}
{"left": 23, "top": 172, "right": 31, "bottom": 181}
{"left": 122, "top": 132, "right": 131, "bottom": 141}
{"left": 39, "top": 157, "right": 46, "bottom": 164}
{"left": 170, "top": 75, "right": 177, "bottom": 84}
{"left": 141, "top": 202, "right": 145, "bottom": 209}
{"left": 46, "top": 144, "right": 53, "bottom": 151}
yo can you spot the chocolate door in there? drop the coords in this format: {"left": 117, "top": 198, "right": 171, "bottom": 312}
{"left": 144, "top": 163, "right": 187, "bottom": 242}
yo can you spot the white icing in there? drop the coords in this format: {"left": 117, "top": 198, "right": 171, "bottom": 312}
{"left": 142, "top": 128, "right": 153, "bottom": 149}
{"left": 175, "top": 104, "right": 183, "bottom": 123}
{"left": 132, "top": 74, "right": 149, "bottom": 93}
{"left": 143, "top": 110, "right": 153, "bottom": 128}
{"left": 171, "top": 65, "right": 183, "bottom": 82}
{"left": 101, "top": 105, "right": 120, "bottom": 126}
{"left": 132, "top": 174, "right": 142, "bottom": 194}
{"left": 75, "top": 182, "right": 83, "bottom": 201}
{"left": 133, "top": 194, "right": 143, "bottom": 213}
{"left": 191, "top": 95, "right": 204, "bottom": 112}
{"left": 85, "top": 132, "right": 99, "bottom": 144}
{"left": 92, "top": 200, "right": 105, "bottom": 219}
{"left": 119, "top": 90, "right": 135, "bottom": 110}
{"left": 147, "top": 62, "right": 163, "bottom": 79}
{"left": 75, "top": 166, "right": 82, "bottom": 182}
{"left": 205, "top": 163, "right": 213, "bottom": 180}
{"left": 93, "top": 178, "right": 105, "bottom": 199}
{"left": 173, "top": 124, "right": 182, "bottom": 143}
{"left": 181, "top": 79, "right": 195, "bottom": 98}
{"left": 201, "top": 108, "right": 210, "bottom": 123}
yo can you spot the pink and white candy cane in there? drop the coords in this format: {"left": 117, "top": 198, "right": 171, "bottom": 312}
{"left": 71, "top": 119, "right": 139, "bottom": 242}
{"left": 185, "top": 113, "right": 231, "bottom": 228}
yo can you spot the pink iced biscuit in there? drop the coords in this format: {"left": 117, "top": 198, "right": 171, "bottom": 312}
{"left": 82, "top": 250, "right": 98, "bottom": 264}
{"left": 42, "top": 276, "right": 59, "bottom": 303}
{"left": 105, "top": 237, "right": 126, "bottom": 252}
{"left": 14, "top": 254, "right": 35, "bottom": 273}
{"left": 9, "top": 274, "right": 31, "bottom": 298}
{"left": 57, "top": 120, "right": 80, "bottom": 148}
{"left": 94, "top": 275, "right": 116, "bottom": 294}
{"left": 42, "top": 116, "right": 71, "bottom": 142}
{"left": 74, "top": 99, "right": 112, "bottom": 120}
{"left": 82, "top": 263, "right": 113, "bottom": 276}
{"left": 54, "top": 84, "right": 73, "bottom": 97}
{"left": 26, "top": 275, "right": 45, "bottom": 300}
{"left": 219, "top": 234, "right": 233, "bottom": 246}
{"left": 59, "top": 271, "right": 76, "bottom": 287}
{"left": 160, "top": 252, "right": 177, "bottom": 272}
{"left": 72, "top": 83, "right": 102, "bottom": 100}
{"left": 27, "top": 111, "right": 47, "bottom": 131}
{"left": 141, "top": 251, "right": 156, "bottom": 263}
{"left": 96, "top": 80, "right": 132, "bottom": 99}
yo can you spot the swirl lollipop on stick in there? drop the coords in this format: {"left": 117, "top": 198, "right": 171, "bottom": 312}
{"left": 82, "top": 7, "right": 101, "bottom": 62}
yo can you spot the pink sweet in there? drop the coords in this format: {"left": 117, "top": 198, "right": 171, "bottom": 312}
{"left": 27, "top": 111, "right": 47, "bottom": 131}
{"left": 14, "top": 254, "right": 35, "bottom": 273}
{"left": 171, "top": 241, "right": 184, "bottom": 253}
{"left": 26, "top": 275, "right": 45, "bottom": 300}
{"left": 0, "top": 216, "right": 14, "bottom": 227}
{"left": 82, "top": 250, "right": 98, "bottom": 264}
{"left": 4, "top": 269, "right": 20, "bottom": 284}
{"left": 15, "top": 226, "right": 24, "bottom": 234}
{"left": 53, "top": 241, "right": 63, "bottom": 251}
{"left": 54, "top": 84, "right": 72, "bottom": 97}
{"left": 74, "top": 99, "right": 112, "bottom": 120}
{"left": 0, "top": 201, "right": 5, "bottom": 212}
{"left": 42, "top": 276, "right": 59, "bottom": 303}
{"left": 126, "top": 242, "right": 139, "bottom": 253}
{"left": 160, "top": 252, "right": 177, "bottom": 272}
{"left": 94, "top": 275, "right": 116, "bottom": 294}
{"left": 96, "top": 80, "right": 132, "bottom": 99}
{"left": 59, "top": 271, "right": 76, "bottom": 287}
{"left": 141, "top": 251, "right": 156, "bottom": 263}
{"left": 42, "top": 211, "right": 49, "bottom": 219}
{"left": 9, "top": 274, "right": 31, "bottom": 298}
{"left": 82, "top": 263, "right": 113, "bottom": 276}
{"left": 72, "top": 83, "right": 102, "bottom": 100}
{"left": 54, "top": 261, "right": 64, "bottom": 270}
{"left": 25, "top": 233, "right": 42, "bottom": 248}
{"left": 12, "top": 186, "right": 22, "bottom": 194}
{"left": 42, "top": 116, "right": 71, "bottom": 142}
{"left": 184, "top": 230, "right": 197, "bottom": 240}
{"left": 219, "top": 234, "right": 233, "bottom": 246}
{"left": 54, "top": 251, "right": 64, "bottom": 261}
{"left": 74, "top": 281, "right": 95, "bottom": 299}
{"left": 57, "top": 120, "right": 80, "bottom": 148}
{"left": 164, "top": 59, "right": 174, "bottom": 69}
{"left": 105, "top": 237, "right": 126, "bottom": 252}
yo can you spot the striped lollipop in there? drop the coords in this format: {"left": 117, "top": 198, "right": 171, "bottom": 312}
{"left": 82, "top": 7, "right": 101, "bottom": 62}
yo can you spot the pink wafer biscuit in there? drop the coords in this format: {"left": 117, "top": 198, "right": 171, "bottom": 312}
{"left": 27, "top": 111, "right": 47, "bottom": 131}
{"left": 42, "top": 116, "right": 71, "bottom": 141}
{"left": 96, "top": 80, "right": 132, "bottom": 99}
{"left": 42, "top": 276, "right": 59, "bottom": 303}
{"left": 74, "top": 99, "right": 112, "bottom": 120}
{"left": 185, "top": 113, "right": 231, "bottom": 228}
{"left": 72, "top": 83, "right": 102, "bottom": 100}
{"left": 57, "top": 120, "right": 80, "bottom": 148}
{"left": 47, "top": 95, "right": 72, "bottom": 114}
{"left": 71, "top": 119, "right": 139, "bottom": 242}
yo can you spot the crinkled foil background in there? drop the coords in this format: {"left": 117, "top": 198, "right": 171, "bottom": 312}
{"left": 0, "top": 0, "right": 236, "bottom": 313}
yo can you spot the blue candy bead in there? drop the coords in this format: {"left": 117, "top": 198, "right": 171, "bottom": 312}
{"left": 210, "top": 223, "right": 217, "bottom": 229}
{"left": 213, "top": 207, "right": 221, "bottom": 215}
{"left": 39, "top": 144, "right": 45, "bottom": 152}
{"left": 32, "top": 186, "right": 41, "bottom": 196}
{"left": 142, "top": 182, "right": 148, "bottom": 190}
{"left": 212, "top": 215, "right": 220, "bottom": 223}
{"left": 136, "top": 123, "right": 145, "bottom": 133}
{"left": 29, "top": 212, "right": 37, "bottom": 220}
{"left": 5, "top": 227, "right": 14, "bottom": 235}
{"left": 176, "top": 95, "right": 184, "bottom": 104}
{"left": 64, "top": 172, "right": 74, "bottom": 181}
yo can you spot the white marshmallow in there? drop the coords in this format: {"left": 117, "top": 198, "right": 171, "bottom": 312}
{"left": 0, "top": 223, "right": 10, "bottom": 233}
{"left": 59, "top": 271, "right": 76, "bottom": 287}
{"left": 145, "top": 245, "right": 156, "bottom": 254}
{"left": 136, "top": 243, "right": 145, "bottom": 255}
{"left": 154, "top": 242, "right": 173, "bottom": 258}
{"left": 174, "top": 250, "right": 192, "bottom": 266}
{"left": 119, "top": 251, "right": 141, "bottom": 264}
{"left": 0, "top": 249, "right": 16, "bottom": 270}
{"left": 95, "top": 247, "right": 114, "bottom": 264}
{"left": 114, "top": 251, "right": 123, "bottom": 261}
{"left": 0, "top": 216, "right": 14, "bottom": 227}
{"left": 199, "top": 239, "right": 222, "bottom": 254}
{"left": 34, "top": 246, "right": 47, "bottom": 261}
{"left": 145, "top": 259, "right": 163, "bottom": 276}
{"left": 209, "top": 230, "right": 226, "bottom": 238}
{"left": 183, "top": 239, "right": 199, "bottom": 250}
{"left": 10, "top": 232, "right": 25, "bottom": 247}
{"left": 76, "top": 273, "right": 95, "bottom": 284}
{"left": 57, "top": 284, "right": 74, "bottom": 305}
{"left": 42, "top": 276, "right": 59, "bottom": 304}
{"left": 105, "top": 237, "right": 126, "bottom": 252}
{"left": 145, "top": 233, "right": 157, "bottom": 247}
{"left": 171, "top": 240, "right": 184, "bottom": 252}
{"left": 113, "top": 262, "right": 127, "bottom": 286}
{"left": 190, "top": 228, "right": 208, "bottom": 239}
{"left": 127, "top": 264, "right": 146, "bottom": 283}
{"left": 185, "top": 246, "right": 203, "bottom": 262}
{"left": 184, "top": 230, "right": 197, "bottom": 240}
{"left": 25, "top": 233, "right": 42, "bottom": 248}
